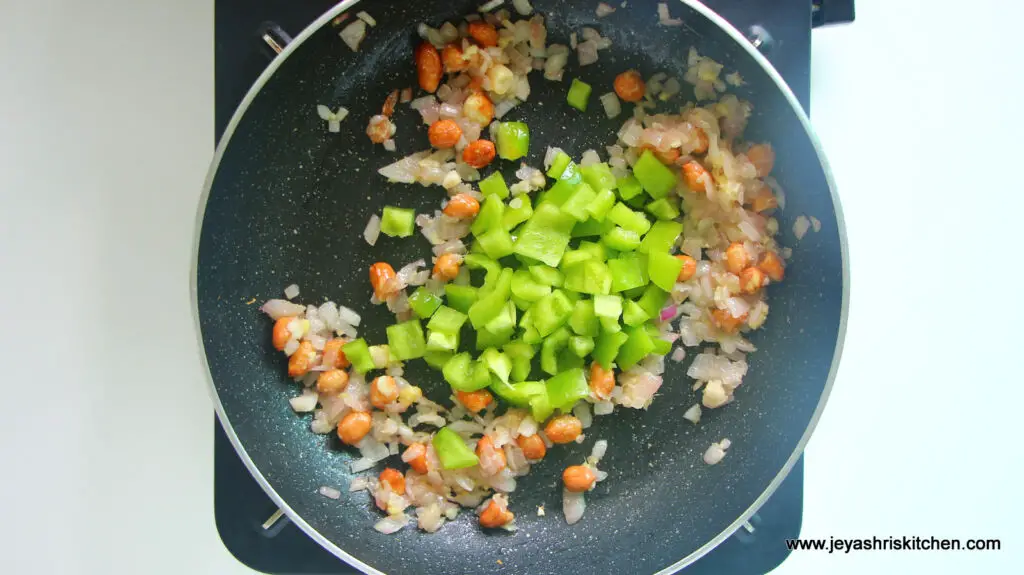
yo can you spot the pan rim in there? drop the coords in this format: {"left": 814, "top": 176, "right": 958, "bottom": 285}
{"left": 189, "top": 1, "right": 850, "bottom": 573}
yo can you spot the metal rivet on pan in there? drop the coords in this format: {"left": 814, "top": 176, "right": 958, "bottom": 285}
{"left": 732, "top": 514, "right": 762, "bottom": 544}
{"left": 260, "top": 507, "right": 290, "bottom": 537}
{"left": 746, "top": 25, "right": 775, "bottom": 55}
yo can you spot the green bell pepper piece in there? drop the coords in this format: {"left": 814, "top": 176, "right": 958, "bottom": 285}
{"left": 491, "top": 379, "right": 546, "bottom": 407}
{"left": 569, "top": 299, "right": 599, "bottom": 337}
{"left": 463, "top": 253, "right": 501, "bottom": 288}
{"left": 513, "top": 203, "right": 576, "bottom": 267}
{"left": 408, "top": 287, "right": 442, "bottom": 319}
{"left": 426, "top": 330, "right": 459, "bottom": 352}
{"left": 481, "top": 347, "right": 512, "bottom": 384}
{"left": 503, "top": 195, "right": 533, "bottom": 230}
{"left": 484, "top": 300, "right": 517, "bottom": 334}
{"left": 427, "top": 305, "right": 468, "bottom": 334}
{"left": 342, "top": 338, "right": 375, "bottom": 374}
{"left": 560, "top": 249, "right": 593, "bottom": 268}
{"left": 649, "top": 330, "right": 672, "bottom": 356}
{"left": 648, "top": 250, "right": 684, "bottom": 291}
{"left": 531, "top": 289, "right": 574, "bottom": 337}
{"left": 386, "top": 320, "right": 427, "bottom": 361}
{"left": 593, "top": 330, "right": 629, "bottom": 369}
{"left": 562, "top": 260, "right": 612, "bottom": 295}
{"left": 511, "top": 293, "right": 533, "bottom": 312}
{"left": 541, "top": 179, "right": 579, "bottom": 207}
{"left": 479, "top": 171, "right": 510, "bottom": 199}
{"left": 471, "top": 195, "right": 505, "bottom": 237}
{"left": 476, "top": 325, "right": 513, "bottom": 350}
{"left": 633, "top": 149, "right": 677, "bottom": 199}
{"left": 638, "top": 220, "right": 683, "bottom": 254}
{"left": 477, "top": 226, "right": 515, "bottom": 260}
{"left": 593, "top": 294, "right": 622, "bottom": 319}
{"left": 433, "top": 427, "right": 479, "bottom": 469}
{"left": 578, "top": 240, "right": 607, "bottom": 261}
{"left": 442, "top": 353, "right": 490, "bottom": 391}
{"left": 444, "top": 284, "right": 478, "bottom": 313}
{"left": 539, "top": 159, "right": 582, "bottom": 206}
{"left": 497, "top": 121, "right": 530, "bottom": 161}
{"left": 504, "top": 340, "right": 537, "bottom": 381}
{"left": 560, "top": 182, "right": 598, "bottom": 221}
{"left": 616, "top": 326, "right": 656, "bottom": 368}
{"left": 624, "top": 192, "right": 648, "bottom": 210}
{"left": 572, "top": 217, "right": 615, "bottom": 237}
{"left": 569, "top": 335, "right": 595, "bottom": 357}
{"left": 511, "top": 269, "right": 551, "bottom": 302}
{"left": 599, "top": 316, "right": 621, "bottom": 334}
{"left": 635, "top": 283, "right": 669, "bottom": 318}
{"left": 510, "top": 356, "right": 532, "bottom": 382}
{"left": 546, "top": 151, "right": 572, "bottom": 179}
{"left": 468, "top": 268, "right": 513, "bottom": 329}
{"left": 566, "top": 78, "right": 592, "bottom": 111}
{"left": 528, "top": 264, "right": 564, "bottom": 287}
{"left": 646, "top": 197, "right": 680, "bottom": 221}
{"left": 541, "top": 327, "right": 571, "bottom": 376}
{"left": 546, "top": 367, "right": 589, "bottom": 410}
{"left": 558, "top": 347, "right": 584, "bottom": 372}
{"left": 608, "top": 202, "right": 652, "bottom": 235}
{"left": 622, "top": 299, "right": 650, "bottom": 327}
{"left": 380, "top": 206, "right": 416, "bottom": 238}
{"left": 529, "top": 391, "right": 554, "bottom": 422}
{"left": 424, "top": 350, "right": 453, "bottom": 370}
{"left": 602, "top": 226, "right": 642, "bottom": 251}
{"left": 587, "top": 188, "right": 618, "bottom": 221}
{"left": 504, "top": 340, "right": 537, "bottom": 359}
{"left": 608, "top": 256, "right": 648, "bottom": 292}
{"left": 616, "top": 174, "right": 644, "bottom": 201}
{"left": 581, "top": 162, "right": 617, "bottom": 192}
{"left": 522, "top": 324, "right": 542, "bottom": 345}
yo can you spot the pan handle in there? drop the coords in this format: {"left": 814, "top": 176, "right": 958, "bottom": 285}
{"left": 258, "top": 21, "right": 293, "bottom": 58}
{"left": 812, "top": 0, "right": 856, "bottom": 28}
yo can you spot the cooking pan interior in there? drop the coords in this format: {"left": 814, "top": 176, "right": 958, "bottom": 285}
{"left": 195, "top": 1, "right": 845, "bottom": 573}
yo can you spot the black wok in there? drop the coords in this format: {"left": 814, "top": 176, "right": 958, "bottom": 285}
{"left": 192, "top": 1, "right": 848, "bottom": 573}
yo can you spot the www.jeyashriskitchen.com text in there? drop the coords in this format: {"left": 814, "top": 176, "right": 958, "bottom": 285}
{"left": 786, "top": 536, "right": 1001, "bottom": 553}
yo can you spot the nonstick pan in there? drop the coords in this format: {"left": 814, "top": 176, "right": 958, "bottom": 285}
{"left": 192, "top": 1, "right": 848, "bottom": 573}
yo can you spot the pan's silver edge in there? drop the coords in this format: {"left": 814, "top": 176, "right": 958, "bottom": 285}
{"left": 189, "top": 1, "right": 386, "bottom": 574}
{"left": 189, "top": 0, "right": 851, "bottom": 573}
{"left": 656, "top": 1, "right": 850, "bottom": 573}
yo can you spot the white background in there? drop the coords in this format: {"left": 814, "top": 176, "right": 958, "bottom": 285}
{"left": 1, "top": 1, "right": 1021, "bottom": 573}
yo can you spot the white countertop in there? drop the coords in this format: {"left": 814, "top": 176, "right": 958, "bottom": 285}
{"left": 1, "top": 1, "right": 1021, "bottom": 573}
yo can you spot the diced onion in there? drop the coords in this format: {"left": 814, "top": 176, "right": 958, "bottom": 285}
{"left": 577, "top": 40, "right": 599, "bottom": 66}
{"left": 599, "top": 92, "right": 621, "bottom": 118}
{"left": 683, "top": 403, "right": 702, "bottom": 424}
{"left": 283, "top": 284, "right": 300, "bottom": 299}
{"left": 319, "top": 485, "right": 342, "bottom": 499}
{"left": 374, "top": 515, "right": 408, "bottom": 534}
{"left": 703, "top": 441, "right": 728, "bottom": 465}
{"left": 512, "top": 0, "right": 533, "bottom": 15}
{"left": 356, "top": 11, "right": 376, "bottom": 27}
{"left": 793, "top": 215, "right": 811, "bottom": 240}
{"left": 289, "top": 389, "right": 318, "bottom": 413}
{"left": 364, "top": 214, "right": 381, "bottom": 246}
{"left": 563, "top": 489, "right": 586, "bottom": 524}
{"left": 657, "top": 3, "right": 683, "bottom": 26}
{"left": 478, "top": 0, "right": 505, "bottom": 12}
{"left": 261, "top": 299, "right": 306, "bottom": 320}
{"left": 339, "top": 20, "right": 367, "bottom": 51}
